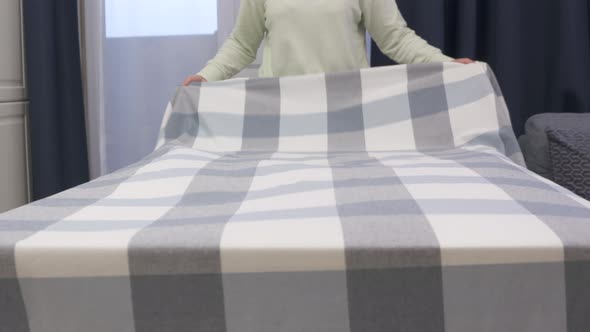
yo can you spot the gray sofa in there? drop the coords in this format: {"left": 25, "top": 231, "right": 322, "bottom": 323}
{"left": 519, "top": 113, "right": 590, "bottom": 200}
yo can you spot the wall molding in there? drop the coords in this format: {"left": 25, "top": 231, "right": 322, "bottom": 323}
{"left": 0, "top": 0, "right": 30, "bottom": 210}
{"left": 0, "top": 101, "right": 26, "bottom": 119}
{"left": 0, "top": 86, "right": 26, "bottom": 102}
{"left": 0, "top": 0, "right": 26, "bottom": 102}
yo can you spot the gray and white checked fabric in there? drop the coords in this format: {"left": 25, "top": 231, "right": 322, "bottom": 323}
{"left": 1, "top": 63, "right": 590, "bottom": 332}
{"left": 157, "top": 62, "right": 524, "bottom": 164}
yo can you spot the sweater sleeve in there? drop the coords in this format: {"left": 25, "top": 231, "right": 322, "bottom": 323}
{"left": 197, "top": 0, "right": 265, "bottom": 81}
{"left": 360, "top": 0, "right": 453, "bottom": 64}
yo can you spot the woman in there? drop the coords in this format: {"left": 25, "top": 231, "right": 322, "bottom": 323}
{"left": 183, "top": 0, "right": 473, "bottom": 85}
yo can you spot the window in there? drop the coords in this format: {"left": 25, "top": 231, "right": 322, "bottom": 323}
{"left": 84, "top": 0, "right": 233, "bottom": 176}
{"left": 105, "top": 0, "right": 218, "bottom": 38}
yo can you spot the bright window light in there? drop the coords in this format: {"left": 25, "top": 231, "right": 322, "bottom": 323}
{"left": 105, "top": 0, "right": 218, "bottom": 38}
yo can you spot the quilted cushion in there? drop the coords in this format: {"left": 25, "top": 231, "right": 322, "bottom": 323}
{"left": 519, "top": 113, "right": 590, "bottom": 199}
{"left": 548, "top": 128, "right": 590, "bottom": 200}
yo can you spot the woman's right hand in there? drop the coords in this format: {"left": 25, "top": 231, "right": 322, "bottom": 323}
{"left": 182, "top": 75, "right": 208, "bottom": 86}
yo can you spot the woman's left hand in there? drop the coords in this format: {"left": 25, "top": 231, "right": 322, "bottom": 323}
{"left": 453, "top": 58, "right": 476, "bottom": 64}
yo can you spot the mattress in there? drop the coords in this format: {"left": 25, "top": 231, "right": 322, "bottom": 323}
{"left": 1, "top": 63, "right": 590, "bottom": 332}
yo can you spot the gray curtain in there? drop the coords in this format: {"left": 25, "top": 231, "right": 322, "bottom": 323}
{"left": 372, "top": 0, "right": 590, "bottom": 136}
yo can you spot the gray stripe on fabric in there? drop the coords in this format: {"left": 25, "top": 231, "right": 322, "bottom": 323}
{"left": 436, "top": 149, "right": 590, "bottom": 256}
{"left": 221, "top": 156, "right": 350, "bottom": 332}
{"left": 76, "top": 158, "right": 527, "bottom": 190}
{"left": 444, "top": 73, "right": 494, "bottom": 109}
{"left": 0, "top": 146, "right": 173, "bottom": 332}
{"left": 328, "top": 153, "right": 445, "bottom": 332}
{"left": 31, "top": 175, "right": 555, "bottom": 210}
{"left": 128, "top": 152, "right": 268, "bottom": 332}
{"left": 485, "top": 65, "right": 527, "bottom": 166}
{"left": 485, "top": 66, "right": 509, "bottom": 128}
{"left": 76, "top": 157, "right": 352, "bottom": 189}
{"left": 430, "top": 148, "right": 589, "bottom": 331}
{"left": 326, "top": 71, "right": 366, "bottom": 151}
{"left": 461, "top": 131, "right": 506, "bottom": 151}
{"left": 407, "top": 63, "right": 455, "bottom": 150}
{"left": 215, "top": 199, "right": 540, "bottom": 222}
{"left": 499, "top": 127, "right": 526, "bottom": 164}
{"left": 25, "top": 198, "right": 584, "bottom": 231}
{"left": 442, "top": 262, "right": 566, "bottom": 332}
{"left": 565, "top": 260, "right": 590, "bottom": 332}
{"left": 241, "top": 78, "right": 281, "bottom": 151}
{"left": 519, "top": 202, "right": 590, "bottom": 218}
{"left": 164, "top": 113, "right": 199, "bottom": 139}
{"left": 163, "top": 73, "right": 486, "bottom": 139}
{"left": 18, "top": 277, "right": 138, "bottom": 332}
{"left": 114, "top": 152, "right": 328, "bottom": 163}
{"left": 223, "top": 271, "right": 350, "bottom": 332}
{"left": 325, "top": 68, "right": 444, "bottom": 330}
{"left": 487, "top": 65, "right": 510, "bottom": 157}
{"left": 484, "top": 64, "right": 503, "bottom": 97}
{"left": 164, "top": 87, "right": 200, "bottom": 147}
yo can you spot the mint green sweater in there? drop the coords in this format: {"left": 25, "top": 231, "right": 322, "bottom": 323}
{"left": 198, "top": 0, "right": 453, "bottom": 81}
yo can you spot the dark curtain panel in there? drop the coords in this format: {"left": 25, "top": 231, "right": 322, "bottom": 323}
{"left": 371, "top": 0, "right": 590, "bottom": 136}
{"left": 23, "top": 0, "right": 89, "bottom": 200}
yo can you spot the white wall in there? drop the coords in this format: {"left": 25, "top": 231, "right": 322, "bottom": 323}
{"left": 0, "top": 0, "right": 30, "bottom": 212}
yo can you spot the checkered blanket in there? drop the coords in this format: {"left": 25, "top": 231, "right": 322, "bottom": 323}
{"left": 2, "top": 63, "right": 589, "bottom": 332}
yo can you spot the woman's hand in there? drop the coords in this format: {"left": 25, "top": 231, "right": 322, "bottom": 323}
{"left": 182, "top": 75, "right": 208, "bottom": 86}
{"left": 453, "top": 58, "right": 476, "bottom": 64}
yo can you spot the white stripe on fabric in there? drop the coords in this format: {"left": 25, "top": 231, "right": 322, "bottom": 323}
{"left": 373, "top": 152, "right": 564, "bottom": 266}
{"left": 442, "top": 62, "right": 487, "bottom": 84}
{"left": 134, "top": 148, "right": 221, "bottom": 173}
{"left": 230, "top": 157, "right": 330, "bottom": 192}
{"left": 278, "top": 73, "right": 328, "bottom": 152}
{"left": 155, "top": 101, "right": 173, "bottom": 149}
{"left": 15, "top": 150, "right": 217, "bottom": 278}
{"left": 447, "top": 94, "right": 500, "bottom": 146}
{"left": 472, "top": 147, "right": 590, "bottom": 209}
{"left": 193, "top": 80, "right": 246, "bottom": 151}
{"left": 361, "top": 65, "right": 416, "bottom": 151}
{"left": 220, "top": 154, "right": 345, "bottom": 273}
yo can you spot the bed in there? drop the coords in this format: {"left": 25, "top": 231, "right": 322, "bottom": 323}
{"left": 1, "top": 63, "right": 589, "bottom": 332}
